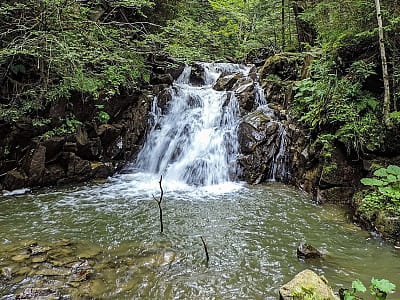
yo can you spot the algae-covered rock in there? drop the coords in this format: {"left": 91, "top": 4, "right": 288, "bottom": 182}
{"left": 279, "top": 269, "right": 339, "bottom": 300}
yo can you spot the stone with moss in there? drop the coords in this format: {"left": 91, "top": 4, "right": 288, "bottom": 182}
{"left": 279, "top": 269, "right": 339, "bottom": 300}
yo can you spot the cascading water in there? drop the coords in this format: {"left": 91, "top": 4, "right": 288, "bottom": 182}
{"left": 135, "top": 63, "right": 249, "bottom": 186}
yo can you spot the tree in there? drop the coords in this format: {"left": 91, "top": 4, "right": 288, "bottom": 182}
{"left": 375, "top": 0, "right": 391, "bottom": 124}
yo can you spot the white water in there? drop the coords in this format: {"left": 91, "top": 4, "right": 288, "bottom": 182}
{"left": 135, "top": 63, "right": 250, "bottom": 187}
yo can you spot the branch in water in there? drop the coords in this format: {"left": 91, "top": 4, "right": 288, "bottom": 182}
{"left": 200, "top": 236, "right": 209, "bottom": 263}
{"left": 153, "top": 175, "right": 164, "bottom": 233}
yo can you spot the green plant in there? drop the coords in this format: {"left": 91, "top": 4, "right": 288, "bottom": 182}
{"left": 293, "top": 58, "right": 383, "bottom": 155}
{"left": 343, "top": 279, "right": 366, "bottom": 300}
{"left": 361, "top": 165, "right": 400, "bottom": 200}
{"left": 97, "top": 111, "right": 110, "bottom": 124}
{"left": 370, "top": 278, "right": 396, "bottom": 300}
{"left": 343, "top": 278, "right": 396, "bottom": 300}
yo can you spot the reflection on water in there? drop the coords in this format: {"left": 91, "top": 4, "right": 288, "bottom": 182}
{"left": 0, "top": 174, "right": 399, "bottom": 299}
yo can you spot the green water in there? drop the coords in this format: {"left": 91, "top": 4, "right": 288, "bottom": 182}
{"left": 0, "top": 174, "right": 399, "bottom": 299}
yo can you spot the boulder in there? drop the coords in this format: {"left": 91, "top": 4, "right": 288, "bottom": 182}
{"left": 189, "top": 63, "right": 207, "bottom": 86}
{"left": 238, "top": 108, "right": 291, "bottom": 183}
{"left": 213, "top": 73, "right": 241, "bottom": 91}
{"left": 22, "top": 145, "right": 46, "bottom": 184}
{"left": 3, "top": 170, "right": 27, "bottom": 191}
{"left": 279, "top": 269, "right": 339, "bottom": 300}
{"left": 259, "top": 53, "right": 305, "bottom": 82}
{"left": 297, "top": 242, "right": 323, "bottom": 259}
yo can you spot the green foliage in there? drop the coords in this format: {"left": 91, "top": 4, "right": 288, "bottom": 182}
{"left": 343, "top": 279, "right": 366, "bottom": 300}
{"left": 97, "top": 111, "right": 110, "bottom": 124}
{"left": 0, "top": 0, "right": 152, "bottom": 129}
{"left": 155, "top": 0, "right": 296, "bottom": 62}
{"left": 293, "top": 57, "right": 383, "bottom": 155}
{"left": 360, "top": 165, "right": 400, "bottom": 217}
{"left": 343, "top": 278, "right": 396, "bottom": 300}
{"left": 301, "top": 0, "right": 376, "bottom": 50}
{"left": 370, "top": 278, "right": 396, "bottom": 300}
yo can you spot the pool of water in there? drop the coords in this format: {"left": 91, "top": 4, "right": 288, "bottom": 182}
{"left": 1, "top": 173, "right": 399, "bottom": 299}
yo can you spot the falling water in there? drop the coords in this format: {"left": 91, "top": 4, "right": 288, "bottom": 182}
{"left": 136, "top": 63, "right": 249, "bottom": 185}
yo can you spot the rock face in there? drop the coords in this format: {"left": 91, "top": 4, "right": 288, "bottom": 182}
{"left": 279, "top": 269, "right": 339, "bottom": 300}
{"left": 0, "top": 55, "right": 184, "bottom": 191}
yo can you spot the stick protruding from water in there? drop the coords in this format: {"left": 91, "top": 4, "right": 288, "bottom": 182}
{"left": 200, "top": 236, "right": 209, "bottom": 263}
{"left": 153, "top": 175, "right": 164, "bottom": 233}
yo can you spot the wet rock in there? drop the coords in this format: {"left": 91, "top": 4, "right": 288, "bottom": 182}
{"left": 11, "top": 253, "right": 31, "bottom": 262}
{"left": 31, "top": 255, "right": 47, "bottom": 263}
{"left": 2, "top": 170, "right": 27, "bottom": 191}
{"left": 29, "top": 245, "right": 51, "bottom": 255}
{"left": 63, "top": 152, "right": 91, "bottom": 177}
{"left": 21, "top": 144, "right": 46, "bottom": 185}
{"left": 233, "top": 78, "right": 257, "bottom": 113}
{"left": 43, "top": 137, "right": 65, "bottom": 162}
{"left": 189, "top": 63, "right": 206, "bottom": 86}
{"left": 77, "top": 137, "right": 102, "bottom": 160}
{"left": 91, "top": 161, "right": 114, "bottom": 178}
{"left": 213, "top": 73, "right": 241, "bottom": 91}
{"left": 297, "top": 242, "right": 323, "bottom": 259}
{"left": 238, "top": 108, "right": 291, "bottom": 183}
{"left": 75, "top": 125, "right": 89, "bottom": 146}
{"left": 1, "top": 267, "right": 12, "bottom": 279}
{"left": 42, "top": 164, "right": 66, "bottom": 185}
{"left": 150, "top": 73, "right": 174, "bottom": 85}
{"left": 279, "top": 269, "right": 339, "bottom": 300}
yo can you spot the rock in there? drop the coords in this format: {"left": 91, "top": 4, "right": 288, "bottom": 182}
{"left": 189, "top": 63, "right": 206, "bottom": 86}
{"left": 317, "top": 187, "right": 355, "bottom": 204}
{"left": 213, "top": 73, "right": 241, "bottom": 91}
{"left": 29, "top": 245, "right": 51, "bottom": 255}
{"left": 2, "top": 170, "right": 27, "bottom": 191}
{"left": 150, "top": 73, "right": 174, "bottom": 85}
{"left": 233, "top": 78, "right": 257, "bottom": 113}
{"left": 42, "top": 137, "right": 65, "bottom": 162}
{"left": 259, "top": 53, "right": 305, "bottom": 81}
{"left": 11, "top": 253, "right": 31, "bottom": 262}
{"left": 42, "top": 164, "right": 66, "bottom": 185}
{"left": 279, "top": 269, "right": 339, "bottom": 300}
{"left": 0, "top": 267, "right": 12, "bottom": 279}
{"left": 297, "top": 242, "right": 323, "bottom": 259}
{"left": 238, "top": 108, "right": 291, "bottom": 183}
{"left": 91, "top": 161, "right": 114, "bottom": 178}
{"left": 60, "top": 152, "right": 91, "bottom": 178}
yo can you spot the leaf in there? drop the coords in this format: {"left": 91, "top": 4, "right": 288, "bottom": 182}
{"left": 386, "top": 175, "right": 397, "bottom": 183}
{"left": 343, "top": 290, "right": 354, "bottom": 300}
{"left": 371, "top": 278, "right": 396, "bottom": 293}
{"left": 374, "top": 168, "right": 389, "bottom": 177}
{"left": 361, "top": 178, "right": 385, "bottom": 186}
{"left": 352, "top": 279, "right": 367, "bottom": 292}
{"left": 387, "top": 165, "right": 400, "bottom": 176}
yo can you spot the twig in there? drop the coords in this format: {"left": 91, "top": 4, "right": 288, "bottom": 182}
{"left": 153, "top": 175, "right": 164, "bottom": 233}
{"left": 200, "top": 236, "right": 209, "bottom": 263}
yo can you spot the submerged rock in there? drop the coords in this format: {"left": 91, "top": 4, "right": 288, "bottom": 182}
{"left": 279, "top": 269, "right": 339, "bottom": 300}
{"left": 297, "top": 242, "right": 323, "bottom": 259}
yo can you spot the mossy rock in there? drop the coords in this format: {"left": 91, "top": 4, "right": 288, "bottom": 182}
{"left": 279, "top": 269, "right": 339, "bottom": 300}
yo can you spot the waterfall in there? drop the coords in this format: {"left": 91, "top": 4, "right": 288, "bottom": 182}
{"left": 135, "top": 63, "right": 249, "bottom": 186}
{"left": 134, "top": 62, "right": 290, "bottom": 186}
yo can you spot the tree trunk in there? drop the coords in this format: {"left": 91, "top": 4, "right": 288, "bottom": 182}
{"left": 375, "top": 0, "right": 391, "bottom": 124}
{"left": 292, "top": 0, "right": 316, "bottom": 50}
{"left": 281, "top": 0, "right": 286, "bottom": 50}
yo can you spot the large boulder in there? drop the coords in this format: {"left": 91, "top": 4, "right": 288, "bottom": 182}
{"left": 238, "top": 108, "right": 292, "bottom": 183}
{"left": 279, "top": 269, "right": 339, "bottom": 300}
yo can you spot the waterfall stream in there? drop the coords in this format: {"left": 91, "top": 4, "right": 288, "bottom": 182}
{"left": 134, "top": 62, "right": 289, "bottom": 186}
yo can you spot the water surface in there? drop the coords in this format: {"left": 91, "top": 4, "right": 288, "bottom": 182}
{"left": 1, "top": 174, "right": 399, "bottom": 299}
